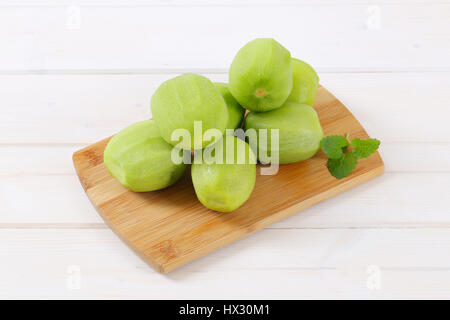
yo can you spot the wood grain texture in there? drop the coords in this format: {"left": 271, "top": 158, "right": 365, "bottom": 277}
{"left": 73, "top": 86, "right": 384, "bottom": 273}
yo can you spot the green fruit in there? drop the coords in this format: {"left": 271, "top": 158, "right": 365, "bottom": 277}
{"left": 229, "top": 38, "right": 293, "bottom": 112}
{"left": 151, "top": 73, "right": 228, "bottom": 150}
{"left": 244, "top": 102, "right": 323, "bottom": 164}
{"left": 191, "top": 135, "right": 256, "bottom": 212}
{"left": 103, "top": 120, "right": 187, "bottom": 192}
{"left": 214, "top": 82, "right": 245, "bottom": 131}
{"left": 287, "top": 58, "right": 319, "bottom": 106}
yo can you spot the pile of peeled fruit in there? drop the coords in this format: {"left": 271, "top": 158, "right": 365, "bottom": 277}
{"left": 104, "top": 38, "right": 323, "bottom": 212}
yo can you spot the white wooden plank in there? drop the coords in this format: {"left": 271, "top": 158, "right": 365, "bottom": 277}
{"left": 1, "top": 228, "right": 449, "bottom": 299}
{"left": 1, "top": 141, "right": 449, "bottom": 226}
{"left": 1, "top": 4, "right": 449, "bottom": 71}
{"left": 379, "top": 142, "right": 450, "bottom": 173}
{"left": 0, "top": 145, "right": 80, "bottom": 176}
{"left": 1, "top": 172, "right": 449, "bottom": 227}
{"left": 0, "top": 175, "right": 104, "bottom": 224}
{"left": 320, "top": 73, "right": 450, "bottom": 144}
{"left": 1, "top": 72, "right": 449, "bottom": 144}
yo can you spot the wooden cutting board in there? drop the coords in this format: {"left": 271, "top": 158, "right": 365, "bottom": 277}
{"left": 73, "top": 86, "right": 384, "bottom": 273}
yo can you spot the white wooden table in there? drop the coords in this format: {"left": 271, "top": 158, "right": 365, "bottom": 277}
{"left": 1, "top": 1, "right": 450, "bottom": 299}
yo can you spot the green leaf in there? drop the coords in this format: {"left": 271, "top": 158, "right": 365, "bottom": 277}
{"left": 327, "top": 152, "right": 357, "bottom": 179}
{"left": 352, "top": 138, "right": 380, "bottom": 159}
{"left": 321, "top": 135, "right": 349, "bottom": 159}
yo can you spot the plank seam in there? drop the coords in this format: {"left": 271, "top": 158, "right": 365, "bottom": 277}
{"left": 3, "top": 2, "right": 450, "bottom": 9}
{"left": 1, "top": 68, "right": 450, "bottom": 75}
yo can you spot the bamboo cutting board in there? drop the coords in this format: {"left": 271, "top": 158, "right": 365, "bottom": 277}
{"left": 73, "top": 86, "right": 384, "bottom": 273}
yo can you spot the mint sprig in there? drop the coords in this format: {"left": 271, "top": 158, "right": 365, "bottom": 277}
{"left": 352, "top": 137, "right": 380, "bottom": 159}
{"left": 327, "top": 152, "right": 357, "bottom": 179}
{"left": 321, "top": 135, "right": 380, "bottom": 179}
{"left": 321, "top": 135, "right": 349, "bottom": 159}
